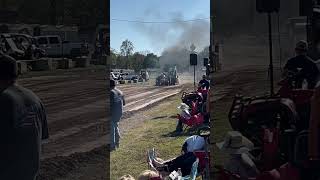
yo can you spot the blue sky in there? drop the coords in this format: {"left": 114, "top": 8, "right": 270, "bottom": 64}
{"left": 111, "top": 0, "right": 210, "bottom": 55}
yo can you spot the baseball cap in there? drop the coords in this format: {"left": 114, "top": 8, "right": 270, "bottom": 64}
{"left": 295, "top": 40, "right": 308, "bottom": 52}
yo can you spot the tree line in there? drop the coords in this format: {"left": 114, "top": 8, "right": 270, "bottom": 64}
{"left": 111, "top": 39, "right": 210, "bottom": 73}
{"left": 110, "top": 39, "right": 160, "bottom": 72}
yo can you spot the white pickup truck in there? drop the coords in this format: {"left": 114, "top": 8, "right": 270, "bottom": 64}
{"left": 35, "top": 35, "right": 89, "bottom": 58}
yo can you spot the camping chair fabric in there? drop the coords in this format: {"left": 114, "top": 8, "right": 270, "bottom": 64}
{"left": 262, "top": 128, "right": 280, "bottom": 171}
{"left": 194, "top": 151, "right": 211, "bottom": 172}
{"left": 191, "top": 101, "right": 198, "bottom": 115}
{"left": 179, "top": 113, "right": 204, "bottom": 127}
{"left": 278, "top": 163, "right": 300, "bottom": 180}
{"left": 180, "top": 158, "right": 199, "bottom": 180}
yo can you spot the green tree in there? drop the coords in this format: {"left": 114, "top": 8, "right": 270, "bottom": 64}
{"left": 110, "top": 48, "right": 118, "bottom": 68}
{"left": 120, "top": 39, "right": 134, "bottom": 69}
{"left": 131, "top": 52, "right": 145, "bottom": 72}
{"left": 144, "top": 53, "right": 159, "bottom": 69}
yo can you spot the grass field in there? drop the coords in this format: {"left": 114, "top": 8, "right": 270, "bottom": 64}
{"left": 110, "top": 95, "right": 192, "bottom": 179}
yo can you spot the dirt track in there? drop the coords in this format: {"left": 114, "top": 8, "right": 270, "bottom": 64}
{"left": 16, "top": 68, "right": 183, "bottom": 179}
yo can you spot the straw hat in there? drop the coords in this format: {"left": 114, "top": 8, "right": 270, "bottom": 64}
{"left": 216, "top": 131, "right": 254, "bottom": 154}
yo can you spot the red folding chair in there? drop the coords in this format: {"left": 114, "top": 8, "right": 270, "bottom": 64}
{"left": 278, "top": 163, "right": 300, "bottom": 180}
{"left": 261, "top": 128, "right": 280, "bottom": 171}
{"left": 193, "top": 151, "right": 211, "bottom": 172}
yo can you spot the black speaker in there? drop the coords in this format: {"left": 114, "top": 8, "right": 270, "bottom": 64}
{"left": 190, "top": 53, "right": 197, "bottom": 66}
{"left": 256, "top": 0, "right": 280, "bottom": 13}
{"left": 203, "top": 58, "right": 209, "bottom": 66}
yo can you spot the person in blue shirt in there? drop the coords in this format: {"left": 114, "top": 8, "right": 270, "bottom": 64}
{"left": 110, "top": 79, "right": 125, "bottom": 151}
{"left": 152, "top": 135, "right": 206, "bottom": 176}
{"left": 0, "top": 54, "right": 49, "bottom": 180}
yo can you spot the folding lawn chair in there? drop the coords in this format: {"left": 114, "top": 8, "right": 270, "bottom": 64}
{"left": 179, "top": 158, "right": 199, "bottom": 180}
{"left": 147, "top": 148, "right": 159, "bottom": 172}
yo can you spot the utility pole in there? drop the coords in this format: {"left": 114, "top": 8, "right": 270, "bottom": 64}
{"left": 268, "top": 13, "right": 274, "bottom": 96}
{"left": 209, "top": 0, "right": 215, "bottom": 74}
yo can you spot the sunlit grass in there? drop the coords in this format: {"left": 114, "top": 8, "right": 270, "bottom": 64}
{"left": 110, "top": 95, "right": 189, "bottom": 179}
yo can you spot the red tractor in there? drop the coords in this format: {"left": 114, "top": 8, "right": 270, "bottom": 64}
{"left": 222, "top": 71, "right": 320, "bottom": 179}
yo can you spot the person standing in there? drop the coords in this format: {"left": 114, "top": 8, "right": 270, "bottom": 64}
{"left": 0, "top": 54, "right": 49, "bottom": 180}
{"left": 110, "top": 79, "right": 125, "bottom": 150}
{"left": 283, "top": 40, "right": 319, "bottom": 89}
{"left": 199, "top": 75, "right": 210, "bottom": 90}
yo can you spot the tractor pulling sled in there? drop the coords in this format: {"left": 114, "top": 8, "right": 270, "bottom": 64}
{"left": 156, "top": 66, "right": 179, "bottom": 86}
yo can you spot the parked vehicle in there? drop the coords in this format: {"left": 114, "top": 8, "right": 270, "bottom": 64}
{"left": 110, "top": 72, "right": 122, "bottom": 80}
{"left": 35, "top": 35, "right": 89, "bottom": 58}
{"left": 123, "top": 73, "right": 139, "bottom": 81}
{"left": 9, "top": 33, "right": 46, "bottom": 59}
{"left": 110, "top": 72, "right": 117, "bottom": 80}
{"left": 140, "top": 70, "right": 150, "bottom": 81}
{"left": 113, "top": 72, "right": 122, "bottom": 80}
{"left": 0, "top": 34, "right": 24, "bottom": 59}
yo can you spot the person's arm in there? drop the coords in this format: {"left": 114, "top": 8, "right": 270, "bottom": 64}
{"left": 40, "top": 102, "right": 49, "bottom": 140}
{"left": 283, "top": 59, "right": 296, "bottom": 78}
{"left": 14, "top": 106, "right": 42, "bottom": 179}
{"left": 122, "top": 95, "right": 126, "bottom": 106}
{"left": 110, "top": 90, "right": 114, "bottom": 109}
{"left": 181, "top": 141, "right": 188, "bottom": 154}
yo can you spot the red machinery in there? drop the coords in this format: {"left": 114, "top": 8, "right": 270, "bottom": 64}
{"left": 222, "top": 71, "right": 320, "bottom": 179}
{"left": 177, "top": 88, "right": 209, "bottom": 130}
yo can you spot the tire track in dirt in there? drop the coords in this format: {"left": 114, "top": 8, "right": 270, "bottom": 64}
{"left": 16, "top": 67, "right": 185, "bottom": 179}
{"left": 20, "top": 70, "right": 183, "bottom": 171}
